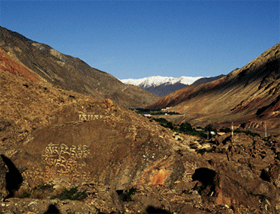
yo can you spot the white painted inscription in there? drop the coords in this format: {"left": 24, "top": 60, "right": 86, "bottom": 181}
{"left": 22, "top": 143, "right": 91, "bottom": 185}
{"left": 42, "top": 143, "right": 90, "bottom": 172}
{"left": 78, "top": 111, "right": 103, "bottom": 122}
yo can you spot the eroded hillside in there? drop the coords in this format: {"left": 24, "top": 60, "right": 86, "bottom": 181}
{"left": 147, "top": 43, "right": 280, "bottom": 132}
{"left": 2, "top": 27, "right": 280, "bottom": 213}
{"left": 2, "top": 53, "right": 280, "bottom": 213}
{"left": 0, "top": 26, "right": 160, "bottom": 108}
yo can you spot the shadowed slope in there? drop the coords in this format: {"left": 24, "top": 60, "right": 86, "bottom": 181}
{"left": 147, "top": 43, "right": 280, "bottom": 131}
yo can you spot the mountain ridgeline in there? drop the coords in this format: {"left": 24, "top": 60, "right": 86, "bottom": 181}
{"left": 141, "top": 75, "right": 226, "bottom": 97}
{"left": 147, "top": 43, "right": 280, "bottom": 133}
{"left": 0, "top": 26, "right": 160, "bottom": 108}
{"left": 191, "top": 74, "right": 226, "bottom": 86}
{"left": 121, "top": 75, "right": 226, "bottom": 97}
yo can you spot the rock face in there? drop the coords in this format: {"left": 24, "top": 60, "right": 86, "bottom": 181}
{"left": 2, "top": 66, "right": 280, "bottom": 214}
{"left": 0, "top": 156, "right": 8, "bottom": 201}
{"left": 147, "top": 43, "right": 280, "bottom": 133}
{"left": 2, "top": 30, "right": 280, "bottom": 213}
{"left": 0, "top": 26, "right": 160, "bottom": 108}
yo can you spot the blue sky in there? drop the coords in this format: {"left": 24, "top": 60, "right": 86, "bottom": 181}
{"left": 1, "top": 0, "right": 279, "bottom": 79}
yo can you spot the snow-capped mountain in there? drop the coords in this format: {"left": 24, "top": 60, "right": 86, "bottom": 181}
{"left": 120, "top": 75, "right": 225, "bottom": 97}
{"left": 120, "top": 76, "right": 203, "bottom": 97}
{"left": 121, "top": 76, "right": 203, "bottom": 88}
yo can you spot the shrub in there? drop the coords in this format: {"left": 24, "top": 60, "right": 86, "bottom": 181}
{"left": 192, "top": 131, "right": 207, "bottom": 138}
{"left": 197, "top": 149, "right": 206, "bottom": 155}
{"left": 205, "top": 125, "right": 216, "bottom": 132}
{"left": 220, "top": 127, "right": 231, "bottom": 133}
{"left": 179, "top": 122, "right": 193, "bottom": 132}
{"left": 34, "top": 183, "right": 53, "bottom": 192}
{"left": 234, "top": 129, "right": 260, "bottom": 137}
{"left": 50, "top": 187, "right": 88, "bottom": 201}
{"left": 153, "top": 118, "right": 173, "bottom": 129}
{"left": 14, "top": 186, "right": 31, "bottom": 198}
{"left": 152, "top": 118, "right": 207, "bottom": 138}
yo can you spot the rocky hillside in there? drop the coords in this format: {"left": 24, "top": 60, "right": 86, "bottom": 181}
{"left": 0, "top": 26, "right": 160, "bottom": 108}
{"left": 147, "top": 43, "right": 280, "bottom": 133}
{"left": 191, "top": 74, "right": 226, "bottom": 86}
{"left": 2, "top": 46, "right": 280, "bottom": 213}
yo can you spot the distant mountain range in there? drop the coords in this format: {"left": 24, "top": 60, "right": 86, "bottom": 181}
{"left": 121, "top": 76, "right": 203, "bottom": 87}
{"left": 121, "top": 75, "right": 225, "bottom": 97}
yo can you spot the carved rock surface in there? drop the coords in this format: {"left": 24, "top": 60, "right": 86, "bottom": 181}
{"left": 0, "top": 156, "right": 8, "bottom": 201}
{"left": 2, "top": 31, "right": 280, "bottom": 213}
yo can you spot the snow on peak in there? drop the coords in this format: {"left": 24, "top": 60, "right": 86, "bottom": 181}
{"left": 120, "top": 76, "right": 203, "bottom": 87}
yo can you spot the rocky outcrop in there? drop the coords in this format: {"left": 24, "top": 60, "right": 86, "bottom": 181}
{"left": 2, "top": 72, "right": 280, "bottom": 213}
{"left": 2, "top": 30, "right": 280, "bottom": 213}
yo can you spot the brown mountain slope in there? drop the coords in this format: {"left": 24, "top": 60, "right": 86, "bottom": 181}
{"left": 191, "top": 74, "right": 226, "bottom": 86}
{"left": 2, "top": 50, "right": 280, "bottom": 213}
{"left": 0, "top": 26, "right": 160, "bottom": 108}
{"left": 147, "top": 43, "right": 280, "bottom": 132}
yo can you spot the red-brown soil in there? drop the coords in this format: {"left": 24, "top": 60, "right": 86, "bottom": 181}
{"left": 0, "top": 26, "right": 160, "bottom": 109}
